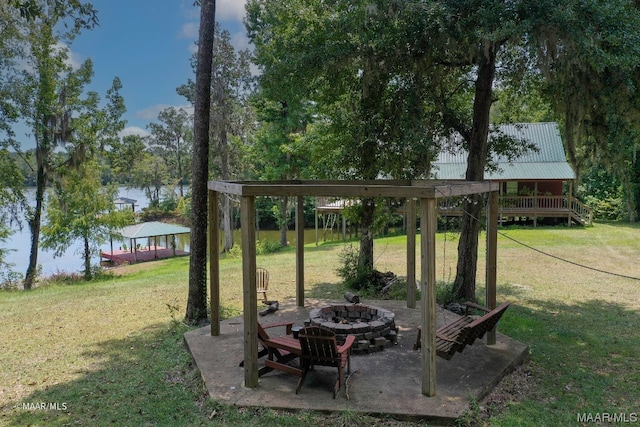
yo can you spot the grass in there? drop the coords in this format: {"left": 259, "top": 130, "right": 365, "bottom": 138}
{"left": 1, "top": 222, "right": 639, "bottom": 426}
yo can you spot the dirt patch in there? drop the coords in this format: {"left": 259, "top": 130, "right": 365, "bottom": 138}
{"left": 479, "top": 365, "right": 538, "bottom": 419}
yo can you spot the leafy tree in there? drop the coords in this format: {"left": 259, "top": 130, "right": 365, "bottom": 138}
{"left": 106, "top": 134, "right": 146, "bottom": 185}
{"left": 8, "top": 0, "right": 97, "bottom": 23}
{"left": 41, "top": 161, "right": 133, "bottom": 280}
{"left": 520, "top": 0, "right": 640, "bottom": 222}
{"left": 0, "top": 149, "right": 26, "bottom": 275}
{"left": 186, "top": 0, "right": 215, "bottom": 324}
{"left": 247, "top": 0, "right": 640, "bottom": 301}
{"left": 129, "top": 151, "right": 171, "bottom": 206}
{"left": 250, "top": 97, "right": 310, "bottom": 247}
{"left": 246, "top": 0, "right": 440, "bottom": 272}
{"left": 147, "top": 107, "right": 193, "bottom": 198}
{"left": 8, "top": 0, "right": 98, "bottom": 289}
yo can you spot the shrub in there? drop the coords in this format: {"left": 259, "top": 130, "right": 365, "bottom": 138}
{"left": 0, "top": 269, "right": 23, "bottom": 290}
{"left": 436, "top": 281, "right": 459, "bottom": 305}
{"left": 583, "top": 195, "right": 625, "bottom": 220}
{"left": 256, "top": 239, "right": 282, "bottom": 255}
{"left": 226, "top": 244, "right": 242, "bottom": 259}
{"left": 335, "top": 244, "right": 372, "bottom": 292}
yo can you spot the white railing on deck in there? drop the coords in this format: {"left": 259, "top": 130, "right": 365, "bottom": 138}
{"left": 438, "top": 195, "right": 592, "bottom": 225}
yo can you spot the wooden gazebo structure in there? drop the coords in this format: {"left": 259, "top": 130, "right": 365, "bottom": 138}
{"left": 207, "top": 179, "right": 500, "bottom": 397}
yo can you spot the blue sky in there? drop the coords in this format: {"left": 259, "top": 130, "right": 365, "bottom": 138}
{"left": 17, "top": 0, "right": 249, "bottom": 147}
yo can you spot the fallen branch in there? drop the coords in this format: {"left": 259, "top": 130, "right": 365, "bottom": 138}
{"left": 259, "top": 301, "right": 279, "bottom": 316}
{"left": 344, "top": 368, "right": 360, "bottom": 400}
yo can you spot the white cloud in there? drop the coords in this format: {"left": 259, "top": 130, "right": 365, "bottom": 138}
{"left": 180, "top": 22, "right": 199, "bottom": 39}
{"left": 135, "top": 104, "right": 194, "bottom": 122}
{"left": 180, "top": 1, "right": 248, "bottom": 56}
{"left": 231, "top": 31, "right": 251, "bottom": 52}
{"left": 217, "top": 0, "right": 247, "bottom": 22}
{"left": 179, "top": 0, "right": 249, "bottom": 22}
{"left": 188, "top": 41, "right": 198, "bottom": 55}
{"left": 135, "top": 104, "right": 173, "bottom": 120}
{"left": 54, "top": 42, "right": 83, "bottom": 70}
{"left": 120, "top": 126, "right": 150, "bottom": 138}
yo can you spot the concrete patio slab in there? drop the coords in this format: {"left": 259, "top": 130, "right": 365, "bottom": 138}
{"left": 184, "top": 299, "right": 529, "bottom": 425}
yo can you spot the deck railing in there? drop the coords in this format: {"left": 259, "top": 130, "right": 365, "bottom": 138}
{"left": 570, "top": 198, "right": 593, "bottom": 225}
{"left": 438, "top": 195, "right": 592, "bottom": 225}
{"left": 499, "top": 195, "right": 567, "bottom": 211}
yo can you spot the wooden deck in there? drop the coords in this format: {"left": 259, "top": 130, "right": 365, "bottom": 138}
{"left": 439, "top": 195, "right": 592, "bottom": 226}
{"left": 100, "top": 246, "right": 189, "bottom": 265}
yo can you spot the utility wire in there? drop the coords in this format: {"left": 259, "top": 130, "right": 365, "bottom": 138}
{"left": 435, "top": 187, "right": 640, "bottom": 282}
{"left": 494, "top": 228, "right": 640, "bottom": 281}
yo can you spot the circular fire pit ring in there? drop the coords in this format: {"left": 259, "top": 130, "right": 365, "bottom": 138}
{"left": 308, "top": 303, "right": 397, "bottom": 354}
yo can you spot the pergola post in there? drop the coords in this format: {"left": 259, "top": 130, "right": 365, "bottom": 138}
{"left": 241, "top": 196, "right": 259, "bottom": 388}
{"left": 209, "top": 190, "right": 220, "bottom": 336}
{"left": 420, "top": 197, "right": 437, "bottom": 396}
{"left": 296, "top": 195, "right": 305, "bottom": 307}
{"left": 486, "top": 190, "right": 498, "bottom": 344}
{"left": 406, "top": 198, "right": 416, "bottom": 309}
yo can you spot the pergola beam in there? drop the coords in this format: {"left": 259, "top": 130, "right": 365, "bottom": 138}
{"left": 208, "top": 180, "right": 496, "bottom": 199}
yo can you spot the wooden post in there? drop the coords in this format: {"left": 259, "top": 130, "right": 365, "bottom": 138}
{"left": 533, "top": 181, "right": 538, "bottom": 227}
{"left": 296, "top": 195, "right": 305, "bottom": 307}
{"left": 568, "top": 180, "right": 573, "bottom": 227}
{"left": 241, "top": 196, "right": 259, "bottom": 388}
{"left": 315, "top": 205, "right": 319, "bottom": 246}
{"left": 406, "top": 198, "right": 416, "bottom": 309}
{"left": 486, "top": 190, "right": 498, "bottom": 345}
{"left": 420, "top": 198, "right": 437, "bottom": 396}
{"left": 209, "top": 190, "right": 220, "bottom": 336}
{"left": 133, "top": 239, "right": 138, "bottom": 262}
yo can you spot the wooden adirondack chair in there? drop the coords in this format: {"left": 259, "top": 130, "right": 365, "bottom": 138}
{"left": 296, "top": 326, "right": 356, "bottom": 398}
{"left": 256, "top": 267, "right": 269, "bottom": 304}
{"left": 239, "top": 321, "right": 302, "bottom": 377}
{"left": 414, "top": 302, "right": 511, "bottom": 360}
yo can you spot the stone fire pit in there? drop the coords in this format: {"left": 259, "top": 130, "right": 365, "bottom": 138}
{"left": 308, "top": 303, "right": 397, "bottom": 354}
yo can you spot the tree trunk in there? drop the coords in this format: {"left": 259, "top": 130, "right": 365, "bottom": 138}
{"left": 222, "top": 194, "right": 233, "bottom": 251}
{"left": 24, "top": 148, "right": 47, "bottom": 290}
{"left": 219, "top": 124, "right": 233, "bottom": 252}
{"left": 279, "top": 196, "right": 288, "bottom": 247}
{"left": 83, "top": 235, "right": 91, "bottom": 280}
{"left": 357, "top": 53, "right": 384, "bottom": 272}
{"left": 453, "top": 42, "right": 497, "bottom": 302}
{"left": 186, "top": 0, "right": 215, "bottom": 324}
{"left": 359, "top": 198, "right": 375, "bottom": 272}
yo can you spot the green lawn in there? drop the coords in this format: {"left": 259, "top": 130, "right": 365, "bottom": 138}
{"left": 1, "top": 222, "right": 639, "bottom": 426}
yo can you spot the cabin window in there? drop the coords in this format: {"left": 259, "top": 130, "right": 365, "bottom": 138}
{"left": 506, "top": 181, "right": 518, "bottom": 195}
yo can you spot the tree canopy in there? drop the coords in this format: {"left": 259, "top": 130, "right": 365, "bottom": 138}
{"left": 246, "top": 0, "right": 640, "bottom": 299}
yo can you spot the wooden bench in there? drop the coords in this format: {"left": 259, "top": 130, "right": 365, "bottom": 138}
{"left": 413, "top": 302, "right": 511, "bottom": 360}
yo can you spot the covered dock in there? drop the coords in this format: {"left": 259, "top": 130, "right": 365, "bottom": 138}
{"left": 100, "top": 221, "right": 190, "bottom": 265}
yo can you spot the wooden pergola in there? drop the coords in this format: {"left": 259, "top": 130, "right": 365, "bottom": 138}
{"left": 207, "top": 179, "right": 500, "bottom": 397}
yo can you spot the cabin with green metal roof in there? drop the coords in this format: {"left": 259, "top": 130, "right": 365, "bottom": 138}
{"left": 432, "top": 122, "right": 592, "bottom": 226}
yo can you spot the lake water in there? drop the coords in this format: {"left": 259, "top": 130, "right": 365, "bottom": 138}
{"left": 2, "top": 187, "right": 346, "bottom": 277}
{"left": 4, "top": 187, "right": 161, "bottom": 276}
